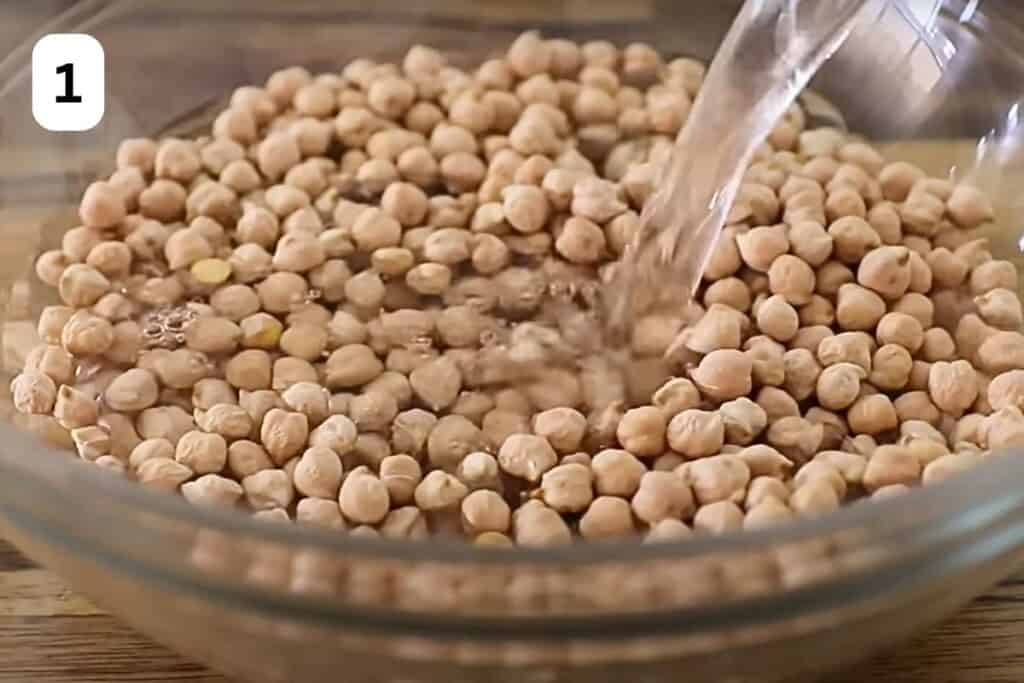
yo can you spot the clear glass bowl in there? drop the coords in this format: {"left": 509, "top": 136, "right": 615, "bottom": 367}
{"left": 2, "top": 1, "right": 1024, "bottom": 681}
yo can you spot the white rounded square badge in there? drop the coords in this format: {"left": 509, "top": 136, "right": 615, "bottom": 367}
{"left": 32, "top": 33, "right": 105, "bottom": 132}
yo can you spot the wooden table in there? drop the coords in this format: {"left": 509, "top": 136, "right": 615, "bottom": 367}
{"left": 0, "top": 535, "right": 1022, "bottom": 682}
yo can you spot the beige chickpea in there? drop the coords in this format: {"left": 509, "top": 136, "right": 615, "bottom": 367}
{"left": 56, "top": 263, "right": 110, "bottom": 308}
{"left": 348, "top": 391, "right": 398, "bottom": 434}
{"left": 744, "top": 336, "right": 786, "bottom": 388}
{"left": 129, "top": 438, "right": 175, "bottom": 471}
{"left": 531, "top": 407, "right": 586, "bottom": 454}
{"left": 988, "top": 370, "right": 1024, "bottom": 413}
{"left": 537, "top": 462, "right": 593, "bottom": 514}
{"left": 174, "top": 430, "right": 227, "bottom": 475}
{"left": 291, "top": 498, "right": 345, "bottom": 530}
{"left": 667, "top": 409, "right": 724, "bottom": 459}
{"left": 857, "top": 246, "right": 911, "bottom": 300}
{"left": 928, "top": 359, "right": 979, "bottom": 417}
{"left": 692, "top": 500, "right": 744, "bottom": 534}
{"left": 279, "top": 382, "right": 329, "bottom": 426}
{"left": 325, "top": 344, "right": 384, "bottom": 389}
{"left": 920, "top": 327, "right": 957, "bottom": 363}
{"left": 813, "top": 262, "right": 854, "bottom": 299}
{"left": 974, "top": 288, "right": 1023, "bottom": 330}
{"left": 63, "top": 226, "right": 106, "bottom": 263}
{"left": 461, "top": 490, "right": 511, "bottom": 535}
{"left": 406, "top": 263, "right": 452, "bottom": 296}
{"left": 703, "top": 277, "right": 752, "bottom": 314}
{"left": 454, "top": 451, "right": 500, "bottom": 493}
{"left": 893, "top": 391, "right": 940, "bottom": 426}
{"left": 79, "top": 181, "right": 127, "bottom": 230}
{"left": 631, "top": 470, "right": 695, "bottom": 525}
{"left": 225, "top": 439, "right": 273, "bottom": 479}
{"left": 61, "top": 309, "right": 114, "bottom": 357}
{"left": 613, "top": 406, "right": 666, "bottom": 458}
{"left": 555, "top": 216, "right": 607, "bottom": 264}
{"left": 102, "top": 367, "right": 159, "bottom": 412}
{"left": 513, "top": 502, "right": 572, "bottom": 547}
{"left": 789, "top": 479, "right": 840, "bottom": 516}
{"left": 717, "top": 398, "right": 767, "bottom": 446}
{"left": 970, "top": 259, "right": 1018, "bottom": 296}
{"left": 11, "top": 371, "right": 57, "bottom": 415}
{"left": 765, "top": 415, "right": 823, "bottom": 463}
{"left": 862, "top": 445, "right": 921, "bottom": 492}
{"left": 137, "top": 457, "right": 193, "bottom": 492}
{"left": 426, "top": 415, "right": 483, "bottom": 471}
{"left": 870, "top": 344, "right": 913, "bottom": 391}
{"left": 767, "top": 254, "right": 815, "bottom": 305}
{"left": 409, "top": 356, "right": 462, "bottom": 411}
{"left": 828, "top": 217, "right": 880, "bottom": 264}
{"left": 782, "top": 348, "right": 821, "bottom": 401}
{"left": 25, "top": 345, "right": 75, "bottom": 387}
{"left": 290, "top": 445, "right": 344, "bottom": 500}
{"left": 690, "top": 349, "right": 752, "bottom": 402}
{"left": 271, "top": 356, "right": 317, "bottom": 392}
{"left": 242, "top": 469, "right": 295, "bottom": 511}
{"left": 37, "top": 306, "right": 73, "bottom": 346}
{"left": 414, "top": 470, "right": 468, "bottom": 512}
{"left": 376, "top": 454, "right": 421, "bottom": 506}
{"left": 497, "top": 434, "right": 557, "bottom": 483}
{"left": 680, "top": 454, "right": 751, "bottom": 506}
{"left": 681, "top": 304, "right": 744, "bottom": 353}
{"left": 181, "top": 316, "right": 239, "bottom": 355}
{"left": 139, "top": 179, "right": 187, "bottom": 222}
{"left": 847, "top": 394, "right": 899, "bottom": 435}
{"left": 587, "top": 449, "right": 645, "bottom": 498}
{"left": 817, "top": 331, "right": 873, "bottom": 371}
{"left": 816, "top": 362, "right": 865, "bottom": 411}
{"left": 389, "top": 409, "right": 436, "bottom": 457}
{"left": 756, "top": 294, "right": 799, "bottom": 342}
{"left": 302, "top": 415, "right": 356, "bottom": 458}
{"left": 258, "top": 408, "right": 308, "bottom": 465}
{"left": 181, "top": 474, "right": 244, "bottom": 508}
{"left": 835, "top": 283, "right": 885, "bottom": 331}
{"left": 579, "top": 496, "right": 635, "bottom": 540}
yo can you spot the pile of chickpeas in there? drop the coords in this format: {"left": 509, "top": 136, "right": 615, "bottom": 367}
{"left": 10, "top": 31, "right": 1024, "bottom": 547}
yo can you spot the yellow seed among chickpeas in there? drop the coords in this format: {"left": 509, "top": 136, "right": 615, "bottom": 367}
{"left": 191, "top": 257, "right": 233, "bottom": 285}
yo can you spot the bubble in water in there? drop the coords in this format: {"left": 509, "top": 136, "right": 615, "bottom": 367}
{"left": 140, "top": 304, "right": 198, "bottom": 349}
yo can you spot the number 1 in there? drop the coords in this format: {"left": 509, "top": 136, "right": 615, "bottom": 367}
{"left": 56, "top": 63, "right": 82, "bottom": 103}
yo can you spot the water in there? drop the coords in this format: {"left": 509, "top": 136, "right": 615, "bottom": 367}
{"left": 602, "top": 0, "right": 881, "bottom": 344}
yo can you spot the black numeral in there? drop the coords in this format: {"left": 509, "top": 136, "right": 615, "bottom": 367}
{"left": 55, "top": 63, "right": 82, "bottom": 103}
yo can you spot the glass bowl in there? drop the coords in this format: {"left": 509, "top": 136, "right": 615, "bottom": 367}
{"left": 2, "top": 2, "right": 1024, "bottom": 681}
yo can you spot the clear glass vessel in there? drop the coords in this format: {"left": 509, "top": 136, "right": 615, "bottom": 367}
{"left": 1, "top": 2, "right": 1023, "bottom": 681}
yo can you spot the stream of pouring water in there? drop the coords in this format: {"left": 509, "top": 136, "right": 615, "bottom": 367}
{"left": 602, "top": 0, "right": 884, "bottom": 345}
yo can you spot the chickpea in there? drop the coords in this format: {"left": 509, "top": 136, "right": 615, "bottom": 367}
{"left": 532, "top": 407, "right": 586, "bottom": 454}
{"left": 79, "top": 181, "right": 127, "bottom": 229}
{"left": 928, "top": 360, "right": 979, "bottom": 417}
{"left": 292, "top": 446, "right": 344, "bottom": 499}
{"left": 847, "top": 394, "right": 899, "bottom": 435}
{"left": 667, "top": 410, "right": 724, "bottom": 459}
{"left": 691, "top": 349, "right": 752, "bottom": 402}
{"left": 259, "top": 408, "right": 309, "bottom": 465}
{"left": 870, "top": 344, "right": 913, "bottom": 391}
{"left": 835, "top": 283, "right": 885, "bottom": 332}
{"left": 693, "top": 501, "right": 744, "bottom": 535}
{"left": 498, "top": 434, "right": 557, "bottom": 483}
{"left": 579, "top": 496, "right": 635, "bottom": 540}
{"left": 175, "top": 430, "right": 227, "bottom": 475}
